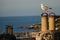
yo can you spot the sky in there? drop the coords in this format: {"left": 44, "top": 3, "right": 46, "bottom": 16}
{"left": 0, "top": 0, "right": 60, "bottom": 17}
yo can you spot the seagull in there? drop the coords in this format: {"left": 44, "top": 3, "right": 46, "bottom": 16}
{"left": 41, "top": 3, "right": 52, "bottom": 11}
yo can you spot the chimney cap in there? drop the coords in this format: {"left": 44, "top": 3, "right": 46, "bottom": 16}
{"left": 41, "top": 12, "right": 48, "bottom": 16}
{"left": 49, "top": 12, "right": 55, "bottom": 16}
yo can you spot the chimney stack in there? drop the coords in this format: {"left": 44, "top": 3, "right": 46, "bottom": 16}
{"left": 49, "top": 12, "right": 55, "bottom": 31}
{"left": 41, "top": 13, "right": 48, "bottom": 32}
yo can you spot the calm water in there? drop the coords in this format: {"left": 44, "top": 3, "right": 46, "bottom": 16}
{"left": 0, "top": 16, "right": 41, "bottom": 33}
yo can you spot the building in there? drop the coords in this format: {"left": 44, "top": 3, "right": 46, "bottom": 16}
{"left": 36, "top": 12, "right": 55, "bottom": 40}
{"left": 6, "top": 25, "right": 13, "bottom": 34}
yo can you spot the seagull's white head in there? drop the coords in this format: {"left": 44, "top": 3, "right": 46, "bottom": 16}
{"left": 41, "top": 3, "right": 44, "bottom": 7}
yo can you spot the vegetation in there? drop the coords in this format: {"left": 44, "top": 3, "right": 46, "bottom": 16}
{"left": 55, "top": 17, "right": 60, "bottom": 31}
{"left": 0, "top": 34, "right": 16, "bottom": 40}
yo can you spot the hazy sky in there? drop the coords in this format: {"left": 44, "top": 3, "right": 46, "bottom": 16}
{"left": 0, "top": 0, "right": 60, "bottom": 17}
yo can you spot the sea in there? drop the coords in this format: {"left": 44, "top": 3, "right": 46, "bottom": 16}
{"left": 0, "top": 16, "right": 41, "bottom": 33}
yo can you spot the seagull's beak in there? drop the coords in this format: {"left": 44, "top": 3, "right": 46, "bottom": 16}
{"left": 49, "top": 8, "right": 52, "bottom": 9}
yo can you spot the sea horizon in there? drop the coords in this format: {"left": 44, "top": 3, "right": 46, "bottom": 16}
{"left": 0, "top": 16, "right": 41, "bottom": 33}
